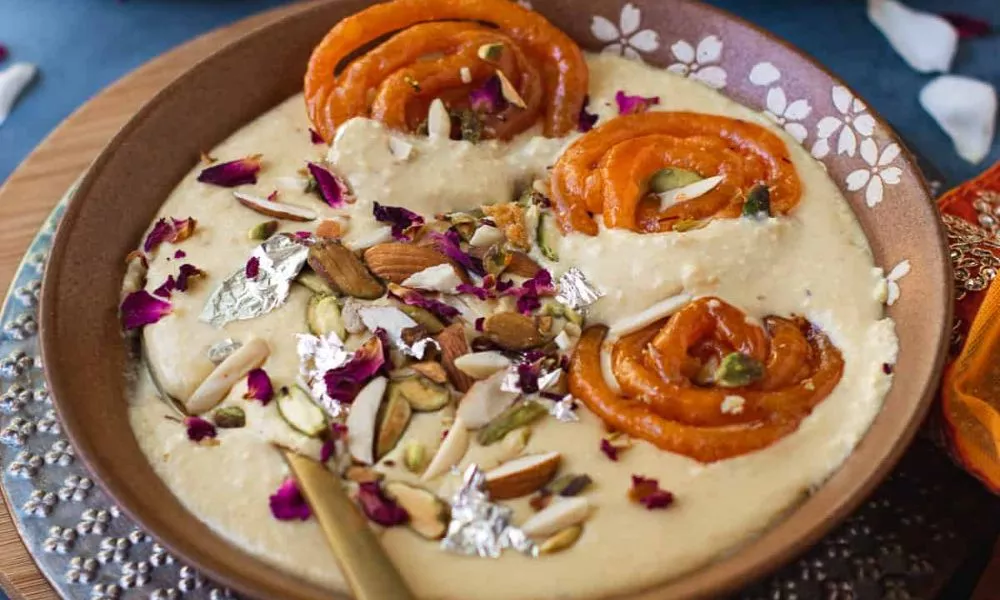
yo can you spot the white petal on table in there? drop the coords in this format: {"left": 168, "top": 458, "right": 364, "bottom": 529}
{"left": 867, "top": 0, "right": 957, "bottom": 73}
{"left": 919, "top": 75, "right": 998, "bottom": 165}
{"left": 0, "top": 62, "right": 37, "bottom": 127}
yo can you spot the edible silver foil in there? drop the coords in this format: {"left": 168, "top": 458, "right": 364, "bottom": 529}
{"left": 206, "top": 338, "right": 242, "bottom": 364}
{"left": 500, "top": 364, "right": 562, "bottom": 394}
{"left": 296, "top": 332, "right": 351, "bottom": 417}
{"left": 199, "top": 234, "right": 310, "bottom": 327}
{"left": 357, "top": 305, "right": 439, "bottom": 359}
{"left": 555, "top": 267, "right": 604, "bottom": 312}
{"left": 441, "top": 465, "right": 537, "bottom": 558}
{"left": 548, "top": 394, "right": 580, "bottom": 423}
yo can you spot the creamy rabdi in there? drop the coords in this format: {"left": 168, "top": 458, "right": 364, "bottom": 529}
{"left": 128, "top": 53, "right": 898, "bottom": 600}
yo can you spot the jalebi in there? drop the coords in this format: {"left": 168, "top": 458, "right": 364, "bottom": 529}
{"left": 550, "top": 112, "right": 802, "bottom": 234}
{"left": 304, "top": 0, "right": 587, "bottom": 142}
{"left": 569, "top": 298, "right": 844, "bottom": 462}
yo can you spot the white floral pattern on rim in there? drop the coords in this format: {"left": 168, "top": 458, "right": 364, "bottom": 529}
{"left": 748, "top": 62, "right": 781, "bottom": 87}
{"left": 764, "top": 88, "right": 812, "bottom": 143}
{"left": 846, "top": 138, "right": 903, "bottom": 208}
{"left": 884, "top": 259, "right": 911, "bottom": 306}
{"left": 667, "top": 35, "right": 727, "bottom": 89}
{"left": 590, "top": 3, "right": 660, "bottom": 61}
{"left": 812, "top": 86, "right": 877, "bottom": 159}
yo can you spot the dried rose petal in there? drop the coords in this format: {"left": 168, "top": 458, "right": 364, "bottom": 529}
{"left": 0, "top": 44, "right": 8, "bottom": 63}
{"left": 184, "top": 416, "right": 217, "bottom": 442}
{"left": 503, "top": 269, "right": 555, "bottom": 314}
{"left": 615, "top": 91, "right": 660, "bottom": 115}
{"left": 244, "top": 368, "right": 274, "bottom": 404}
{"left": 390, "top": 287, "right": 459, "bottom": 321}
{"left": 320, "top": 439, "right": 335, "bottom": 463}
{"left": 309, "top": 128, "right": 325, "bottom": 144}
{"left": 579, "top": 95, "right": 598, "bottom": 132}
{"left": 120, "top": 291, "right": 172, "bottom": 329}
{"left": 293, "top": 231, "right": 312, "bottom": 240}
{"left": 357, "top": 481, "right": 408, "bottom": 527}
{"left": 456, "top": 283, "right": 490, "bottom": 301}
{"left": 599, "top": 438, "right": 619, "bottom": 461}
{"left": 323, "top": 335, "right": 386, "bottom": 403}
{"left": 940, "top": 12, "right": 992, "bottom": 38}
{"left": 373, "top": 202, "right": 425, "bottom": 240}
{"left": 197, "top": 155, "right": 262, "bottom": 188}
{"left": 245, "top": 256, "right": 260, "bottom": 279}
{"left": 143, "top": 219, "right": 173, "bottom": 252}
{"left": 474, "top": 317, "right": 485, "bottom": 332}
{"left": 170, "top": 217, "right": 197, "bottom": 243}
{"left": 515, "top": 362, "right": 540, "bottom": 393}
{"left": 269, "top": 478, "right": 311, "bottom": 521}
{"left": 429, "top": 229, "right": 484, "bottom": 276}
{"left": 469, "top": 75, "right": 506, "bottom": 114}
{"left": 174, "top": 249, "right": 186, "bottom": 259}
{"left": 307, "top": 162, "right": 352, "bottom": 208}
{"left": 629, "top": 475, "right": 675, "bottom": 510}
{"left": 175, "top": 264, "right": 203, "bottom": 292}
{"left": 153, "top": 275, "right": 176, "bottom": 299}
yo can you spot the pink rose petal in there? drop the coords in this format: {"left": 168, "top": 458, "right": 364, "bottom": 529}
{"left": 629, "top": 475, "right": 674, "bottom": 510}
{"left": 469, "top": 75, "right": 506, "bottom": 114}
{"left": 307, "top": 162, "right": 352, "bottom": 208}
{"left": 323, "top": 335, "right": 387, "bottom": 404}
{"left": 269, "top": 478, "right": 311, "bottom": 521}
{"left": 152, "top": 275, "right": 176, "bottom": 299}
{"left": 389, "top": 287, "right": 459, "bottom": 321}
{"left": 429, "top": 229, "right": 484, "bottom": 276}
{"left": 174, "top": 249, "right": 186, "bottom": 259}
{"left": 175, "top": 264, "right": 203, "bottom": 292}
{"left": 600, "top": 438, "right": 619, "bottom": 461}
{"left": 197, "top": 155, "right": 262, "bottom": 188}
{"left": 184, "top": 416, "right": 217, "bottom": 442}
{"left": 120, "top": 291, "right": 172, "bottom": 329}
{"left": 245, "top": 256, "right": 260, "bottom": 279}
{"left": 357, "top": 481, "right": 408, "bottom": 527}
{"left": 615, "top": 91, "right": 660, "bottom": 115}
{"left": 373, "top": 202, "right": 425, "bottom": 241}
{"left": 143, "top": 217, "right": 197, "bottom": 253}
{"left": 244, "top": 368, "right": 274, "bottom": 404}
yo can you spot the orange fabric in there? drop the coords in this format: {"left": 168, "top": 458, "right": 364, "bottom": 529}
{"left": 938, "top": 160, "right": 1000, "bottom": 494}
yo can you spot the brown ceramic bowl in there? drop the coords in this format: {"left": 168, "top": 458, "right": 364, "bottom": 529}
{"left": 40, "top": 0, "right": 952, "bottom": 598}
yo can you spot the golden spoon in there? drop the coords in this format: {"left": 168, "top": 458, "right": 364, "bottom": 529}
{"left": 283, "top": 450, "right": 416, "bottom": 600}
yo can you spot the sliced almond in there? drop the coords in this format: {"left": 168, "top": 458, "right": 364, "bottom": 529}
{"left": 468, "top": 225, "right": 505, "bottom": 247}
{"left": 308, "top": 240, "right": 386, "bottom": 300}
{"left": 455, "top": 370, "right": 518, "bottom": 429}
{"left": 410, "top": 361, "right": 448, "bottom": 384}
{"left": 427, "top": 98, "right": 451, "bottom": 140}
{"left": 345, "top": 376, "right": 388, "bottom": 465}
{"left": 483, "top": 312, "right": 548, "bottom": 351}
{"left": 495, "top": 69, "right": 527, "bottom": 109}
{"left": 401, "top": 263, "right": 462, "bottom": 293}
{"left": 437, "top": 323, "right": 476, "bottom": 392}
{"left": 485, "top": 451, "right": 561, "bottom": 500}
{"left": 186, "top": 338, "right": 269, "bottom": 414}
{"left": 539, "top": 524, "right": 583, "bottom": 554}
{"left": 233, "top": 191, "right": 317, "bottom": 222}
{"left": 344, "top": 226, "right": 394, "bottom": 251}
{"left": 453, "top": 351, "right": 511, "bottom": 380}
{"left": 506, "top": 252, "right": 541, "bottom": 278}
{"left": 365, "top": 243, "right": 466, "bottom": 285}
{"left": 520, "top": 496, "right": 590, "bottom": 538}
{"left": 657, "top": 175, "right": 724, "bottom": 210}
{"left": 422, "top": 417, "right": 471, "bottom": 480}
{"left": 384, "top": 482, "right": 450, "bottom": 540}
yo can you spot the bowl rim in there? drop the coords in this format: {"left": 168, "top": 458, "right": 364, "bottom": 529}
{"left": 40, "top": 0, "right": 954, "bottom": 598}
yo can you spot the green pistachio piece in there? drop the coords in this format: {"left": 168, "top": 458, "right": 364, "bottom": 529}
{"left": 477, "top": 400, "right": 548, "bottom": 446}
{"left": 375, "top": 390, "right": 413, "bottom": 460}
{"left": 403, "top": 441, "right": 427, "bottom": 474}
{"left": 484, "top": 243, "right": 513, "bottom": 276}
{"left": 456, "top": 109, "right": 482, "bottom": 144}
{"left": 477, "top": 42, "right": 505, "bottom": 62}
{"left": 388, "top": 375, "right": 450, "bottom": 412}
{"left": 648, "top": 168, "right": 702, "bottom": 194}
{"left": 713, "top": 352, "right": 765, "bottom": 388}
{"left": 307, "top": 294, "right": 347, "bottom": 340}
{"left": 548, "top": 473, "right": 592, "bottom": 497}
{"left": 742, "top": 184, "right": 772, "bottom": 219}
{"left": 213, "top": 406, "right": 246, "bottom": 429}
{"left": 536, "top": 211, "right": 560, "bottom": 261}
{"left": 398, "top": 305, "right": 445, "bottom": 335}
{"left": 248, "top": 220, "right": 279, "bottom": 241}
{"left": 672, "top": 218, "right": 706, "bottom": 232}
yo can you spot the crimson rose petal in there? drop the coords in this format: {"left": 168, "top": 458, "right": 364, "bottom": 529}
{"left": 175, "top": 264, "right": 203, "bottom": 292}
{"left": 629, "top": 475, "right": 675, "bottom": 510}
{"left": 244, "top": 368, "right": 274, "bottom": 404}
{"left": 600, "top": 438, "right": 619, "bottom": 461}
{"left": 153, "top": 275, "right": 176, "bottom": 299}
{"left": 120, "top": 291, "right": 172, "bottom": 329}
{"left": 615, "top": 91, "right": 660, "bottom": 115}
{"left": 373, "top": 202, "right": 425, "bottom": 240}
{"left": 245, "top": 256, "right": 260, "bottom": 279}
{"left": 578, "top": 95, "right": 598, "bottom": 132}
{"left": 357, "top": 481, "right": 408, "bottom": 527}
{"left": 269, "top": 478, "right": 311, "bottom": 521}
{"left": 143, "top": 219, "right": 173, "bottom": 252}
{"left": 307, "top": 162, "right": 351, "bottom": 208}
{"left": 184, "top": 416, "right": 217, "bottom": 442}
{"left": 197, "top": 155, "right": 262, "bottom": 187}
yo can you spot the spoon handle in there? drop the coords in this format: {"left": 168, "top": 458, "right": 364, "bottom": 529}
{"left": 283, "top": 451, "right": 416, "bottom": 600}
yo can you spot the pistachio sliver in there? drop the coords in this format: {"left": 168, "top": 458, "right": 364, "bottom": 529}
{"left": 483, "top": 243, "right": 513, "bottom": 276}
{"left": 548, "top": 473, "right": 592, "bottom": 497}
{"left": 477, "top": 42, "right": 504, "bottom": 62}
{"left": 248, "top": 220, "right": 279, "bottom": 241}
{"left": 536, "top": 211, "right": 561, "bottom": 261}
{"left": 398, "top": 305, "right": 445, "bottom": 335}
{"left": 213, "top": 406, "right": 246, "bottom": 429}
{"left": 713, "top": 352, "right": 765, "bottom": 388}
{"left": 275, "top": 385, "right": 327, "bottom": 437}
{"left": 307, "top": 295, "right": 347, "bottom": 340}
{"left": 403, "top": 441, "right": 427, "bottom": 474}
{"left": 742, "top": 184, "right": 772, "bottom": 219}
{"left": 388, "top": 376, "right": 451, "bottom": 412}
{"left": 383, "top": 482, "right": 451, "bottom": 540}
{"left": 295, "top": 268, "right": 336, "bottom": 295}
{"left": 648, "top": 168, "right": 702, "bottom": 194}
{"left": 477, "top": 400, "right": 548, "bottom": 446}
{"left": 375, "top": 388, "right": 413, "bottom": 460}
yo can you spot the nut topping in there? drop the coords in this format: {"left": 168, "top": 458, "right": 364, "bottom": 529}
{"left": 483, "top": 312, "right": 549, "bottom": 350}
{"left": 484, "top": 451, "right": 561, "bottom": 500}
{"left": 364, "top": 243, "right": 466, "bottom": 285}
{"left": 437, "top": 323, "right": 476, "bottom": 392}
{"left": 308, "top": 240, "right": 385, "bottom": 300}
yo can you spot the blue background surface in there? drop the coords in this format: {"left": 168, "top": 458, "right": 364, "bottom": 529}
{"left": 0, "top": 1, "right": 996, "bottom": 598}
{"left": 0, "top": 0, "right": 998, "bottom": 187}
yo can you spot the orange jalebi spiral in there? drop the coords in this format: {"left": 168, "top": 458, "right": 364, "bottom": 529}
{"left": 550, "top": 112, "right": 802, "bottom": 235}
{"left": 568, "top": 298, "right": 844, "bottom": 462}
{"left": 304, "top": 0, "right": 587, "bottom": 142}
